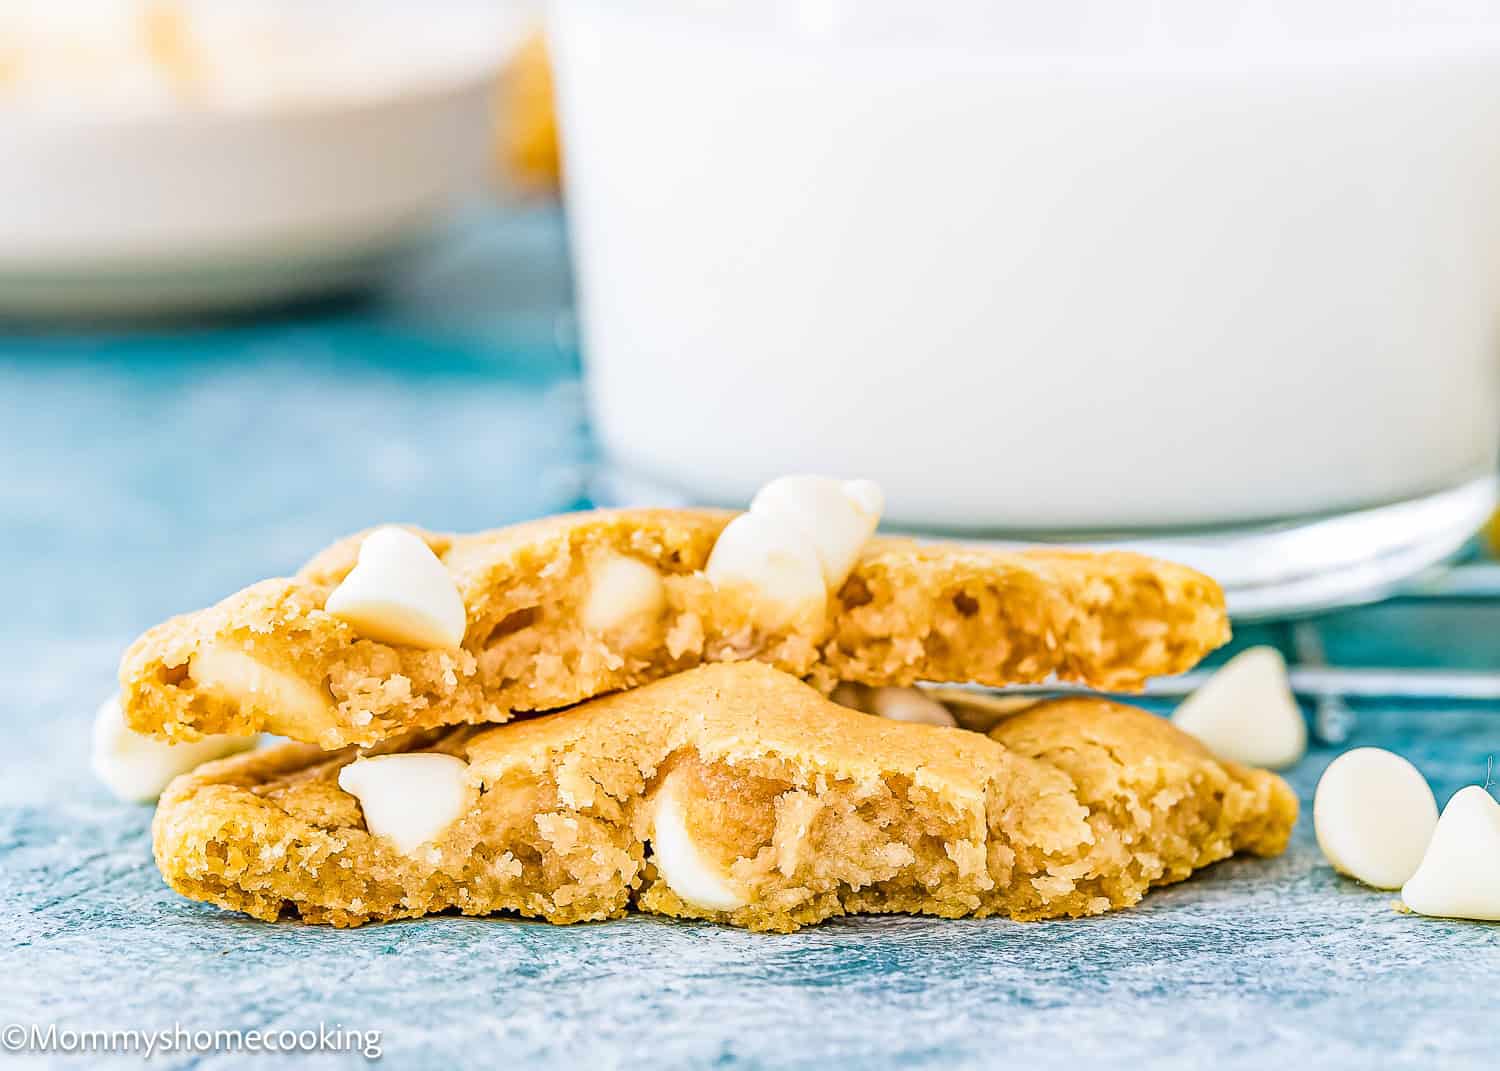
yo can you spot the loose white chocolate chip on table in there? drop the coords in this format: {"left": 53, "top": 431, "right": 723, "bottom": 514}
{"left": 338, "top": 753, "right": 477, "bottom": 857}
{"left": 867, "top": 686, "right": 957, "bottom": 727}
{"left": 1400, "top": 786, "right": 1500, "bottom": 921}
{"left": 324, "top": 526, "right": 466, "bottom": 648}
{"left": 705, "top": 511, "right": 827, "bottom": 628}
{"left": 1171, "top": 646, "right": 1306, "bottom": 769}
{"left": 90, "top": 694, "right": 254, "bottom": 802}
{"left": 1314, "top": 748, "right": 1438, "bottom": 889}
{"left": 581, "top": 554, "right": 665, "bottom": 633}
{"left": 189, "top": 644, "right": 334, "bottom": 732}
{"left": 749, "top": 474, "right": 884, "bottom": 589}
{"left": 650, "top": 769, "right": 748, "bottom": 912}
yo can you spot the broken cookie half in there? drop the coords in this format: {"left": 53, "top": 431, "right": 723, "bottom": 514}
{"left": 122, "top": 491, "right": 1227, "bottom": 749}
{"left": 152, "top": 662, "right": 1294, "bottom": 931}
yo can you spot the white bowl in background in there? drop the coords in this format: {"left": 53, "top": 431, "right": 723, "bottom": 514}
{"left": 0, "top": 0, "right": 534, "bottom": 318}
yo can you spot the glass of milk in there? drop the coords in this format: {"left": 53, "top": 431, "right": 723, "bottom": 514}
{"left": 549, "top": 0, "right": 1500, "bottom": 617}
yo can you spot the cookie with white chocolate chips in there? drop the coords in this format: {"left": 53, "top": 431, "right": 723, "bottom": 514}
{"left": 121, "top": 478, "right": 1227, "bottom": 750}
{"left": 151, "top": 662, "right": 1296, "bottom": 930}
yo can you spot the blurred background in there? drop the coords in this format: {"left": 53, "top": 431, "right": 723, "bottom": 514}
{"left": 2, "top": 0, "right": 1498, "bottom": 763}
{"left": 3, "top": 5, "right": 1498, "bottom": 1061}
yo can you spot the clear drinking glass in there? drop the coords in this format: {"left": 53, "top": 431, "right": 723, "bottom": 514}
{"left": 550, "top": 0, "right": 1500, "bottom": 617}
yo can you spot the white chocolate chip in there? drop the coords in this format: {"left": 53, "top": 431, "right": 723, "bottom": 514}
{"left": 830, "top": 682, "right": 959, "bottom": 727}
{"left": 1314, "top": 748, "right": 1438, "bottom": 889}
{"left": 338, "top": 753, "right": 477, "bottom": 857}
{"left": 867, "top": 686, "right": 957, "bottom": 727}
{"left": 705, "top": 511, "right": 827, "bottom": 629}
{"left": 90, "top": 694, "right": 254, "bottom": 802}
{"left": 324, "top": 526, "right": 466, "bottom": 648}
{"left": 923, "top": 687, "right": 1043, "bottom": 732}
{"left": 1171, "top": 646, "right": 1307, "bottom": 769}
{"left": 829, "top": 681, "right": 871, "bottom": 711}
{"left": 581, "top": 554, "right": 665, "bottom": 633}
{"left": 650, "top": 769, "right": 748, "bottom": 912}
{"left": 188, "top": 644, "right": 334, "bottom": 736}
{"left": 1401, "top": 786, "right": 1500, "bottom": 921}
{"left": 705, "top": 475, "right": 884, "bottom": 629}
{"left": 749, "top": 474, "right": 883, "bottom": 589}
{"left": 840, "top": 478, "right": 885, "bottom": 521}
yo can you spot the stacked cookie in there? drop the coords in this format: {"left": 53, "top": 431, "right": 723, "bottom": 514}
{"left": 115, "top": 476, "right": 1296, "bottom": 931}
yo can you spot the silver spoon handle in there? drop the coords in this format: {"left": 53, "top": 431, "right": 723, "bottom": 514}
{"left": 981, "top": 667, "right": 1500, "bottom": 703}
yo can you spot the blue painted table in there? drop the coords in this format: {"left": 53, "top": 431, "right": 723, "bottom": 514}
{"left": 2, "top": 207, "right": 1497, "bottom": 1069}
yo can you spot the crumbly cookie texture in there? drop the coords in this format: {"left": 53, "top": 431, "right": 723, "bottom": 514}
{"left": 121, "top": 510, "right": 1228, "bottom": 749}
{"left": 152, "top": 663, "right": 1294, "bottom": 931}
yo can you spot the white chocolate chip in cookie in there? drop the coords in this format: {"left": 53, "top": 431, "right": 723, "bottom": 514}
{"left": 90, "top": 693, "right": 254, "bottom": 802}
{"left": 1401, "top": 786, "right": 1500, "bottom": 921}
{"left": 324, "top": 526, "right": 466, "bottom": 649}
{"left": 835, "top": 681, "right": 959, "bottom": 726}
{"left": 705, "top": 474, "right": 884, "bottom": 629}
{"left": 650, "top": 768, "right": 748, "bottom": 912}
{"left": 338, "top": 753, "right": 477, "bottom": 856}
{"left": 188, "top": 644, "right": 334, "bottom": 738}
{"left": 582, "top": 554, "right": 665, "bottom": 633}
{"left": 1314, "top": 748, "right": 1438, "bottom": 889}
{"left": 867, "top": 686, "right": 957, "bottom": 727}
{"left": 705, "top": 511, "right": 827, "bottom": 629}
{"left": 750, "top": 474, "right": 884, "bottom": 589}
{"left": 924, "top": 687, "right": 1043, "bottom": 732}
{"left": 829, "top": 681, "right": 871, "bottom": 711}
{"left": 840, "top": 478, "right": 884, "bottom": 522}
{"left": 1171, "top": 646, "right": 1306, "bottom": 769}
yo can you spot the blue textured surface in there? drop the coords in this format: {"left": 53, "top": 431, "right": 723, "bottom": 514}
{"left": 2, "top": 207, "right": 1498, "bottom": 1069}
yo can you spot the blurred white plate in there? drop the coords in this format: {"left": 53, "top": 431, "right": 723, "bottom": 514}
{"left": 0, "top": 1, "right": 533, "bottom": 319}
